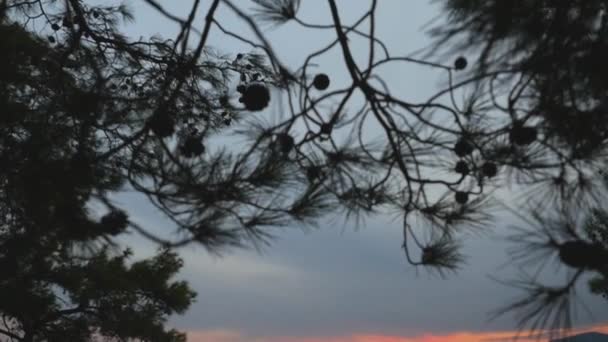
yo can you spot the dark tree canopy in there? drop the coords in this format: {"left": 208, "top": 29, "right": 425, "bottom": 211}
{"left": 1, "top": 0, "right": 608, "bottom": 340}
{"left": 429, "top": 0, "right": 608, "bottom": 338}
{"left": 0, "top": 13, "right": 197, "bottom": 341}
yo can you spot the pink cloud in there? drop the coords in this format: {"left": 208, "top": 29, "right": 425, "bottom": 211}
{"left": 185, "top": 323, "right": 608, "bottom": 342}
{"left": 186, "top": 329, "right": 244, "bottom": 342}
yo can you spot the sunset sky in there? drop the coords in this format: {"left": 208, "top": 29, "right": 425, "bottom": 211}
{"left": 185, "top": 323, "right": 608, "bottom": 342}
{"left": 108, "top": 1, "right": 608, "bottom": 341}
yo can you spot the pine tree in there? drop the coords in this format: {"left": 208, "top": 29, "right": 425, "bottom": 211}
{"left": 428, "top": 0, "right": 608, "bottom": 337}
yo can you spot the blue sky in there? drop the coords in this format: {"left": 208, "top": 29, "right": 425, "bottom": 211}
{"left": 105, "top": 1, "right": 608, "bottom": 341}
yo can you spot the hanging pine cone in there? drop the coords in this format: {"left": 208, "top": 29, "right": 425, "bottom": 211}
{"left": 454, "top": 138, "right": 473, "bottom": 157}
{"left": 454, "top": 160, "right": 469, "bottom": 175}
{"left": 454, "top": 56, "right": 467, "bottom": 70}
{"left": 455, "top": 191, "right": 469, "bottom": 204}
{"left": 242, "top": 83, "right": 270, "bottom": 111}
{"left": 313, "top": 73, "right": 330, "bottom": 90}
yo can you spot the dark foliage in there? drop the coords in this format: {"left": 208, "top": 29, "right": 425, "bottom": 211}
{"left": 428, "top": 1, "right": 608, "bottom": 336}
{"left": 0, "top": 6, "right": 200, "bottom": 339}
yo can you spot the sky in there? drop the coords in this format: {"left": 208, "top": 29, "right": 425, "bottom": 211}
{"left": 104, "top": 1, "right": 608, "bottom": 341}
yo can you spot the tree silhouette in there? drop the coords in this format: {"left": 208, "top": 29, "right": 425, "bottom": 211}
{"left": 2, "top": 0, "right": 608, "bottom": 340}
{"left": 0, "top": 10, "right": 198, "bottom": 340}
{"left": 427, "top": 0, "right": 608, "bottom": 338}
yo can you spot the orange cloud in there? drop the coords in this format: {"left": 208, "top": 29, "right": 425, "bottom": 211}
{"left": 186, "top": 329, "right": 243, "bottom": 342}
{"left": 185, "top": 323, "right": 608, "bottom": 342}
